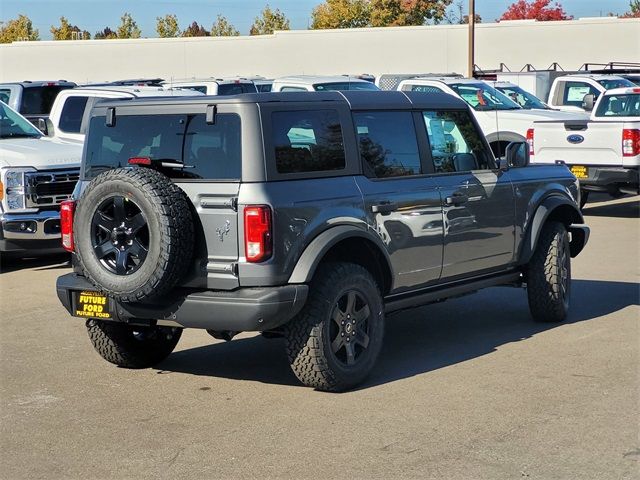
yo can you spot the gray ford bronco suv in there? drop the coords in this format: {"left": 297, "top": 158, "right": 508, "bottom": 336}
{"left": 56, "top": 91, "right": 589, "bottom": 391}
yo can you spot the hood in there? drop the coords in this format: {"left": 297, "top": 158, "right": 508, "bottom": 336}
{"left": 0, "top": 137, "right": 82, "bottom": 169}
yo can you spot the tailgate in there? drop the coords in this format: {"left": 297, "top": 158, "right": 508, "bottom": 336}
{"left": 533, "top": 121, "right": 623, "bottom": 166}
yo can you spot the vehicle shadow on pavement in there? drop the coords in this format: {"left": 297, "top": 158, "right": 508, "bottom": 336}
{"left": 0, "top": 253, "right": 70, "bottom": 274}
{"left": 583, "top": 196, "right": 639, "bottom": 219}
{"left": 156, "top": 278, "right": 639, "bottom": 390}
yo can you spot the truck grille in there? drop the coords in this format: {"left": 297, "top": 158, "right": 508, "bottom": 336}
{"left": 25, "top": 170, "right": 79, "bottom": 207}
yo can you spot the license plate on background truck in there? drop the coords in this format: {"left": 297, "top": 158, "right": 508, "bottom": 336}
{"left": 73, "top": 291, "right": 112, "bottom": 319}
{"left": 570, "top": 165, "right": 588, "bottom": 179}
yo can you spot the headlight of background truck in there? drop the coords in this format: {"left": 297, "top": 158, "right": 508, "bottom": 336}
{"left": 1, "top": 167, "right": 36, "bottom": 211}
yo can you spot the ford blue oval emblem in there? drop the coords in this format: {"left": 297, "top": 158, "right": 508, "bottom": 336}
{"left": 567, "top": 134, "right": 584, "bottom": 144}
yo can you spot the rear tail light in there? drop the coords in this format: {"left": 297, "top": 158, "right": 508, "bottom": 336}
{"left": 622, "top": 129, "right": 640, "bottom": 157}
{"left": 60, "top": 200, "right": 75, "bottom": 252}
{"left": 526, "top": 128, "right": 534, "bottom": 155}
{"left": 244, "top": 206, "right": 272, "bottom": 263}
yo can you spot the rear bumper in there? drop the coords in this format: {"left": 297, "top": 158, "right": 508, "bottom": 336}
{"left": 56, "top": 273, "right": 309, "bottom": 332}
{"left": 578, "top": 166, "right": 639, "bottom": 194}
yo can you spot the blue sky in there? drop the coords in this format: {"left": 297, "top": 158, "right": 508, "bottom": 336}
{"left": 1, "top": 0, "right": 634, "bottom": 39}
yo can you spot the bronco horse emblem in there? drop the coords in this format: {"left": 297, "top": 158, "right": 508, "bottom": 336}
{"left": 216, "top": 220, "right": 231, "bottom": 242}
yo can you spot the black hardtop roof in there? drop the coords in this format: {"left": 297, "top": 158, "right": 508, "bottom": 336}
{"left": 95, "top": 90, "right": 468, "bottom": 111}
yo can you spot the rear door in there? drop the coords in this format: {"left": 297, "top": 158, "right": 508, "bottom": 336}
{"left": 419, "top": 109, "right": 516, "bottom": 279}
{"left": 354, "top": 110, "right": 444, "bottom": 293}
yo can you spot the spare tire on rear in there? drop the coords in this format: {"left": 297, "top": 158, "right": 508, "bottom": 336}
{"left": 74, "top": 167, "right": 194, "bottom": 303}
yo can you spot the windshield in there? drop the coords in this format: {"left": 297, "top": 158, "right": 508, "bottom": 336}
{"left": 495, "top": 85, "right": 548, "bottom": 109}
{"left": 597, "top": 78, "right": 635, "bottom": 90}
{"left": 623, "top": 75, "right": 640, "bottom": 86}
{"left": 594, "top": 93, "right": 640, "bottom": 117}
{"left": 449, "top": 83, "right": 521, "bottom": 111}
{"left": 313, "top": 82, "right": 379, "bottom": 92}
{"left": 0, "top": 102, "right": 42, "bottom": 139}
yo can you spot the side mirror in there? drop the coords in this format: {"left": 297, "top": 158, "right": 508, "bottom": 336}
{"left": 582, "top": 93, "right": 595, "bottom": 112}
{"left": 37, "top": 118, "right": 48, "bottom": 136}
{"left": 505, "top": 141, "right": 529, "bottom": 168}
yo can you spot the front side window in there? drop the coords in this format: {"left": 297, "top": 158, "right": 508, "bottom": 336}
{"left": 595, "top": 94, "right": 640, "bottom": 117}
{"left": 58, "top": 96, "right": 89, "bottom": 133}
{"left": 563, "top": 82, "right": 600, "bottom": 107}
{"left": 353, "top": 111, "right": 421, "bottom": 178}
{"left": 449, "top": 83, "right": 520, "bottom": 111}
{"left": 422, "top": 110, "right": 490, "bottom": 173}
{"left": 272, "top": 110, "right": 345, "bottom": 174}
{"left": 85, "top": 113, "right": 241, "bottom": 180}
{"left": 496, "top": 86, "right": 547, "bottom": 110}
{"left": 0, "top": 102, "right": 41, "bottom": 139}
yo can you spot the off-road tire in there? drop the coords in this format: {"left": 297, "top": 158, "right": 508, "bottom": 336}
{"left": 284, "top": 262, "right": 384, "bottom": 392}
{"left": 86, "top": 319, "right": 182, "bottom": 368}
{"left": 74, "top": 167, "right": 194, "bottom": 303}
{"left": 527, "top": 221, "right": 571, "bottom": 323}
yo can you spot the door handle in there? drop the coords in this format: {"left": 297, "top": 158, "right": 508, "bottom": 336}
{"left": 445, "top": 193, "right": 468, "bottom": 206}
{"left": 371, "top": 202, "right": 398, "bottom": 215}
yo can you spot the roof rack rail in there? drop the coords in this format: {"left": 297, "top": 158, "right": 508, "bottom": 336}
{"left": 579, "top": 62, "right": 640, "bottom": 74}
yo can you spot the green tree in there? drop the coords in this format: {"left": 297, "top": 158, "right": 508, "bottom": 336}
{"left": 51, "top": 16, "right": 91, "bottom": 40}
{"left": 94, "top": 27, "right": 118, "bottom": 39}
{"left": 182, "top": 21, "right": 209, "bottom": 37}
{"left": 116, "top": 12, "right": 141, "bottom": 39}
{"left": 250, "top": 5, "right": 291, "bottom": 35}
{"left": 156, "top": 14, "right": 181, "bottom": 37}
{"left": 0, "top": 14, "right": 40, "bottom": 43}
{"left": 369, "top": 0, "right": 452, "bottom": 26}
{"left": 311, "top": 0, "right": 371, "bottom": 29}
{"left": 621, "top": 0, "right": 640, "bottom": 17}
{"left": 210, "top": 14, "right": 240, "bottom": 36}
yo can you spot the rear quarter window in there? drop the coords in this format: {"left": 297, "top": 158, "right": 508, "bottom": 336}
{"left": 84, "top": 113, "right": 241, "bottom": 180}
{"left": 272, "top": 110, "right": 346, "bottom": 174}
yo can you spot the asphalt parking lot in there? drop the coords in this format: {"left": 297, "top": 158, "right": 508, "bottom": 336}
{"left": 1, "top": 194, "right": 638, "bottom": 480}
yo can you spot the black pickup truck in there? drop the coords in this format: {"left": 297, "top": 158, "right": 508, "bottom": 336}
{"left": 56, "top": 91, "right": 589, "bottom": 391}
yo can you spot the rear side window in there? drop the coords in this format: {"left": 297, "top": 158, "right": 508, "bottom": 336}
{"left": 406, "top": 85, "right": 444, "bottom": 94}
{"left": 19, "top": 85, "right": 72, "bottom": 115}
{"left": 353, "top": 111, "right": 421, "bottom": 178}
{"left": 272, "top": 110, "right": 346, "bottom": 174}
{"left": 58, "top": 96, "right": 88, "bottom": 133}
{"left": 85, "top": 113, "right": 241, "bottom": 180}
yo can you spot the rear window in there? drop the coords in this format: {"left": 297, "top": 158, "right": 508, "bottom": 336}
{"left": 217, "top": 83, "right": 257, "bottom": 95}
{"left": 85, "top": 113, "right": 241, "bottom": 180}
{"left": 272, "top": 110, "right": 346, "bottom": 174}
{"left": 58, "top": 96, "right": 89, "bottom": 133}
{"left": 595, "top": 94, "right": 640, "bottom": 117}
{"left": 19, "top": 85, "right": 73, "bottom": 115}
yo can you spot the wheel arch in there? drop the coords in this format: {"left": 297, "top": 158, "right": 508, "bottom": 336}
{"left": 288, "top": 225, "right": 394, "bottom": 295}
{"left": 519, "top": 195, "right": 588, "bottom": 265}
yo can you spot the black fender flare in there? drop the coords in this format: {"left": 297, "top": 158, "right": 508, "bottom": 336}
{"left": 288, "top": 225, "right": 394, "bottom": 289}
{"left": 486, "top": 131, "right": 526, "bottom": 145}
{"left": 519, "top": 195, "right": 588, "bottom": 265}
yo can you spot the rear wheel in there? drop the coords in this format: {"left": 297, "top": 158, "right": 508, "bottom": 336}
{"left": 284, "top": 263, "right": 384, "bottom": 392}
{"left": 86, "top": 320, "right": 182, "bottom": 368}
{"left": 526, "top": 221, "right": 571, "bottom": 323}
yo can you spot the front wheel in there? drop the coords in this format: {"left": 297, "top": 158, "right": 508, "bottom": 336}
{"left": 86, "top": 320, "right": 182, "bottom": 368}
{"left": 284, "top": 263, "right": 384, "bottom": 392}
{"left": 526, "top": 221, "right": 571, "bottom": 323}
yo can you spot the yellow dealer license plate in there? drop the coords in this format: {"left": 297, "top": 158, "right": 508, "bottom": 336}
{"left": 73, "top": 291, "right": 112, "bottom": 319}
{"left": 570, "top": 165, "right": 588, "bottom": 179}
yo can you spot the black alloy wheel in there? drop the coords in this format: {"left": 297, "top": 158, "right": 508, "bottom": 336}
{"left": 329, "top": 290, "right": 372, "bottom": 366}
{"left": 90, "top": 195, "right": 149, "bottom": 275}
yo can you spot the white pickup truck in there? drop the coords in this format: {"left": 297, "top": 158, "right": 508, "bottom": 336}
{"left": 530, "top": 86, "right": 640, "bottom": 206}
{"left": 0, "top": 101, "right": 82, "bottom": 255}
{"left": 397, "top": 77, "right": 583, "bottom": 157}
{"left": 546, "top": 74, "right": 635, "bottom": 113}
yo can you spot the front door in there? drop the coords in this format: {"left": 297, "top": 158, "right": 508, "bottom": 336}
{"left": 420, "top": 109, "right": 515, "bottom": 279}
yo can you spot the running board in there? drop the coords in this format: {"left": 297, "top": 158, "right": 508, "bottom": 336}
{"left": 384, "top": 271, "right": 522, "bottom": 313}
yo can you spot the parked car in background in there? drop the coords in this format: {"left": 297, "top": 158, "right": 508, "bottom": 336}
{"left": 271, "top": 75, "right": 380, "bottom": 92}
{"left": 254, "top": 79, "right": 273, "bottom": 92}
{"left": 0, "top": 101, "right": 82, "bottom": 255}
{"left": 546, "top": 74, "right": 635, "bottom": 112}
{"left": 621, "top": 74, "right": 640, "bottom": 86}
{"left": 376, "top": 73, "right": 463, "bottom": 91}
{"left": 162, "top": 78, "right": 257, "bottom": 95}
{"left": 492, "top": 81, "right": 551, "bottom": 110}
{"left": 530, "top": 86, "right": 640, "bottom": 206}
{"left": 44, "top": 86, "right": 204, "bottom": 144}
{"left": 398, "top": 77, "right": 582, "bottom": 157}
{"left": 0, "top": 80, "right": 76, "bottom": 126}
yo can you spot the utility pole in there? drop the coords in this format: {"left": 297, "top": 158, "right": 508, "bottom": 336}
{"left": 468, "top": 0, "right": 475, "bottom": 78}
